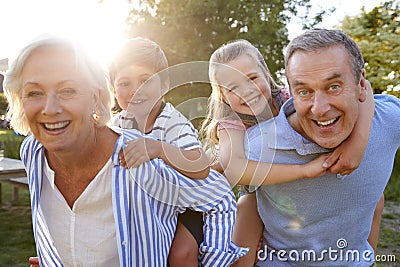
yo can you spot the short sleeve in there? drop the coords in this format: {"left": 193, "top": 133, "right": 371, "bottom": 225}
{"left": 218, "top": 119, "right": 246, "bottom": 131}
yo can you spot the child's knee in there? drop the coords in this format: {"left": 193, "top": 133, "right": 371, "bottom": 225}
{"left": 168, "top": 244, "right": 198, "bottom": 266}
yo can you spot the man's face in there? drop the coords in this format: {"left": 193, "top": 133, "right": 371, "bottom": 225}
{"left": 286, "top": 45, "right": 367, "bottom": 149}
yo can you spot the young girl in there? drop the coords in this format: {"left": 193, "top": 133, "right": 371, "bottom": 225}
{"left": 201, "top": 39, "right": 382, "bottom": 266}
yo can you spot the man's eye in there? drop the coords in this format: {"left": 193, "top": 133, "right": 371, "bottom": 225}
{"left": 330, "top": 84, "right": 341, "bottom": 90}
{"left": 328, "top": 84, "right": 342, "bottom": 95}
{"left": 298, "top": 90, "right": 309, "bottom": 96}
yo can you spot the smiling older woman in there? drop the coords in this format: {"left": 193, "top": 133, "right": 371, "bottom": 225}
{"left": 3, "top": 35, "right": 247, "bottom": 267}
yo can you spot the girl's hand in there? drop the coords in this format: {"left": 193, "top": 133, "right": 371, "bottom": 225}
{"left": 120, "top": 138, "right": 162, "bottom": 168}
{"left": 322, "top": 146, "right": 361, "bottom": 176}
{"left": 303, "top": 153, "right": 331, "bottom": 179}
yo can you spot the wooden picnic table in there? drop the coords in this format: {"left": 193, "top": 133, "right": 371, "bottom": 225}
{"left": 0, "top": 157, "right": 27, "bottom": 203}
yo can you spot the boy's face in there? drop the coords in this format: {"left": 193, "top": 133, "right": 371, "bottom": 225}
{"left": 114, "top": 64, "right": 166, "bottom": 119}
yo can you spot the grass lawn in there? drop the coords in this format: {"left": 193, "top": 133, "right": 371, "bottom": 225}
{"left": 0, "top": 184, "right": 35, "bottom": 267}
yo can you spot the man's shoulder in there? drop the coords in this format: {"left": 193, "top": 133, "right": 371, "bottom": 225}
{"left": 374, "top": 94, "right": 400, "bottom": 107}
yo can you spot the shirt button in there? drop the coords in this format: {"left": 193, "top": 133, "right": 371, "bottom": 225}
{"left": 122, "top": 241, "right": 127, "bottom": 246}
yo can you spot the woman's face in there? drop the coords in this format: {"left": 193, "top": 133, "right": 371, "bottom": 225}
{"left": 216, "top": 54, "right": 273, "bottom": 117}
{"left": 21, "top": 46, "right": 97, "bottom": 153}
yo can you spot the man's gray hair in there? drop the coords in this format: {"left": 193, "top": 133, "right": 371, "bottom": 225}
{"left": 285, "top": 28, "right": 364, "bottom": 83}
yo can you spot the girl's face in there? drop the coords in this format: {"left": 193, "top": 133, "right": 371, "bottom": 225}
{"left": 216, "top": 54, "right": 272, "bottom": 117}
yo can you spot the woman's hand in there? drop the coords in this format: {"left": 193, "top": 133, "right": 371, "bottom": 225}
{"left": 29, "top": 257, "right": 40, "bottom": 267}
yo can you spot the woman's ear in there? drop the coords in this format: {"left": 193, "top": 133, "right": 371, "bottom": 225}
{"left": 93, "top": 89, "right": 101, "bottom": 106}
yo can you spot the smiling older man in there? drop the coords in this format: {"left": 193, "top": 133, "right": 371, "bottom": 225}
{"left": 245, "top": 29, "right": 400, "bottom": 266}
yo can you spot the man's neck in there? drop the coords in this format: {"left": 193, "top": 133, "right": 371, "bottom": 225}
{"left": 287, "top": 112, "right": 310, "bottom": 141}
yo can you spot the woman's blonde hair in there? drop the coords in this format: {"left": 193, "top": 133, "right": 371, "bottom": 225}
{"left": 200, "top": 39, "right": 282, "bottom": 151}
{"left": 3, "top": 34, "right": 112, "bottom": 135}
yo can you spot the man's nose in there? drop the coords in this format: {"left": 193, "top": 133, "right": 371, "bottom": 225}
{"left": 42, "top": 94, "right": 62, "bottom": 115}
{"left": 311, "top": 91, "right": 330, "bottom": 116}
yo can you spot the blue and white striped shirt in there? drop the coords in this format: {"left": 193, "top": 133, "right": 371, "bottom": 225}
{"left": 21, "top": 127, "right": 248, "bottom": 266}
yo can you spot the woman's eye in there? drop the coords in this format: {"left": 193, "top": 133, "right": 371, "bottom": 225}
{"left": 61, "top": 88, "right": 76, "bottom": 94}
{"left": 26, "top": 91, "right": 43, "bottom": 98}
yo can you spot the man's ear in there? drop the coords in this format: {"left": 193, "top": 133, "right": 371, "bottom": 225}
{"left": 358, "top": 69, "right": 367, "bottom": 103}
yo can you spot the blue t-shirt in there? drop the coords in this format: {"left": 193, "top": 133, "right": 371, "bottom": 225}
{"left": 245, "top": 94, "right": 400, "bottom": 266}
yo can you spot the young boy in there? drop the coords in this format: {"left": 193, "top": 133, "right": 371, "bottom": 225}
{"left": 109, "top": 37, "right": 225, "bottom": 266}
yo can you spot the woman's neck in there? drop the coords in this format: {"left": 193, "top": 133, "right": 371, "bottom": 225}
{"left": 46, "top": 126, "right": 118, "bottom": 172}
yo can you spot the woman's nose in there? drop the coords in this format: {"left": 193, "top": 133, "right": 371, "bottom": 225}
{"left": 42, "top": 94, "right": 62, "bottom": 115}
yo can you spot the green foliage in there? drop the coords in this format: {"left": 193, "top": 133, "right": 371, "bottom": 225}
{"left": 340, "top": 0, "right": 400, "bottom": 94}
{"left": 0, "top": 129, "right": 25, "bottom": 159}
{"left": 0, "top": 93, "right": 8, "bottom": 116}
{"left": 0, "top": 185, "right": 36, "bottom": 267}
{"left": 126, "top": 0, "right": 332, "bottom": 81}
{"left": 385, "top": 149, "right": 400, "bottom": 202}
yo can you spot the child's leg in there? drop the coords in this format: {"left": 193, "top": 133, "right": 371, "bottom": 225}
{"left": 368, "top": 194, "right": 385, "bottom": 254}
{"left": 231, "top": 193, "right": 264, "bottom": 267}
{"left": 168, "top": 210, "right": 203, "bottom": 267}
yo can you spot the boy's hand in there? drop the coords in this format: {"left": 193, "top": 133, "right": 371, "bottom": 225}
{"left": 29, "top": 257, "right": 40, "bottom": 267}
{"left": 120, "top": 138, "right": 162, "bottom": 168}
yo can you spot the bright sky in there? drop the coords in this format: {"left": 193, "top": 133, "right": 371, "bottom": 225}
{"left": 0, "top": 0, "right": 384, "bottom": 64}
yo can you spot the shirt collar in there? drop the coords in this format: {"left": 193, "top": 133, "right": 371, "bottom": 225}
{"left": 34, "top": 127, "right": 127, "bottom": 189}
{"left": 269, "top": 98, "right": 331, "bottom": 155}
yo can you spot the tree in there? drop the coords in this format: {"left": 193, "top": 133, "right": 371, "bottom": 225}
{"left": 125, "top": 0, "right": 332, "bottom": 80}
{"left": 123, "top": 0, "right": 334, "bottom": 120}
{"left": 340, "top": 0, "right": 400, "bottom": 95}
